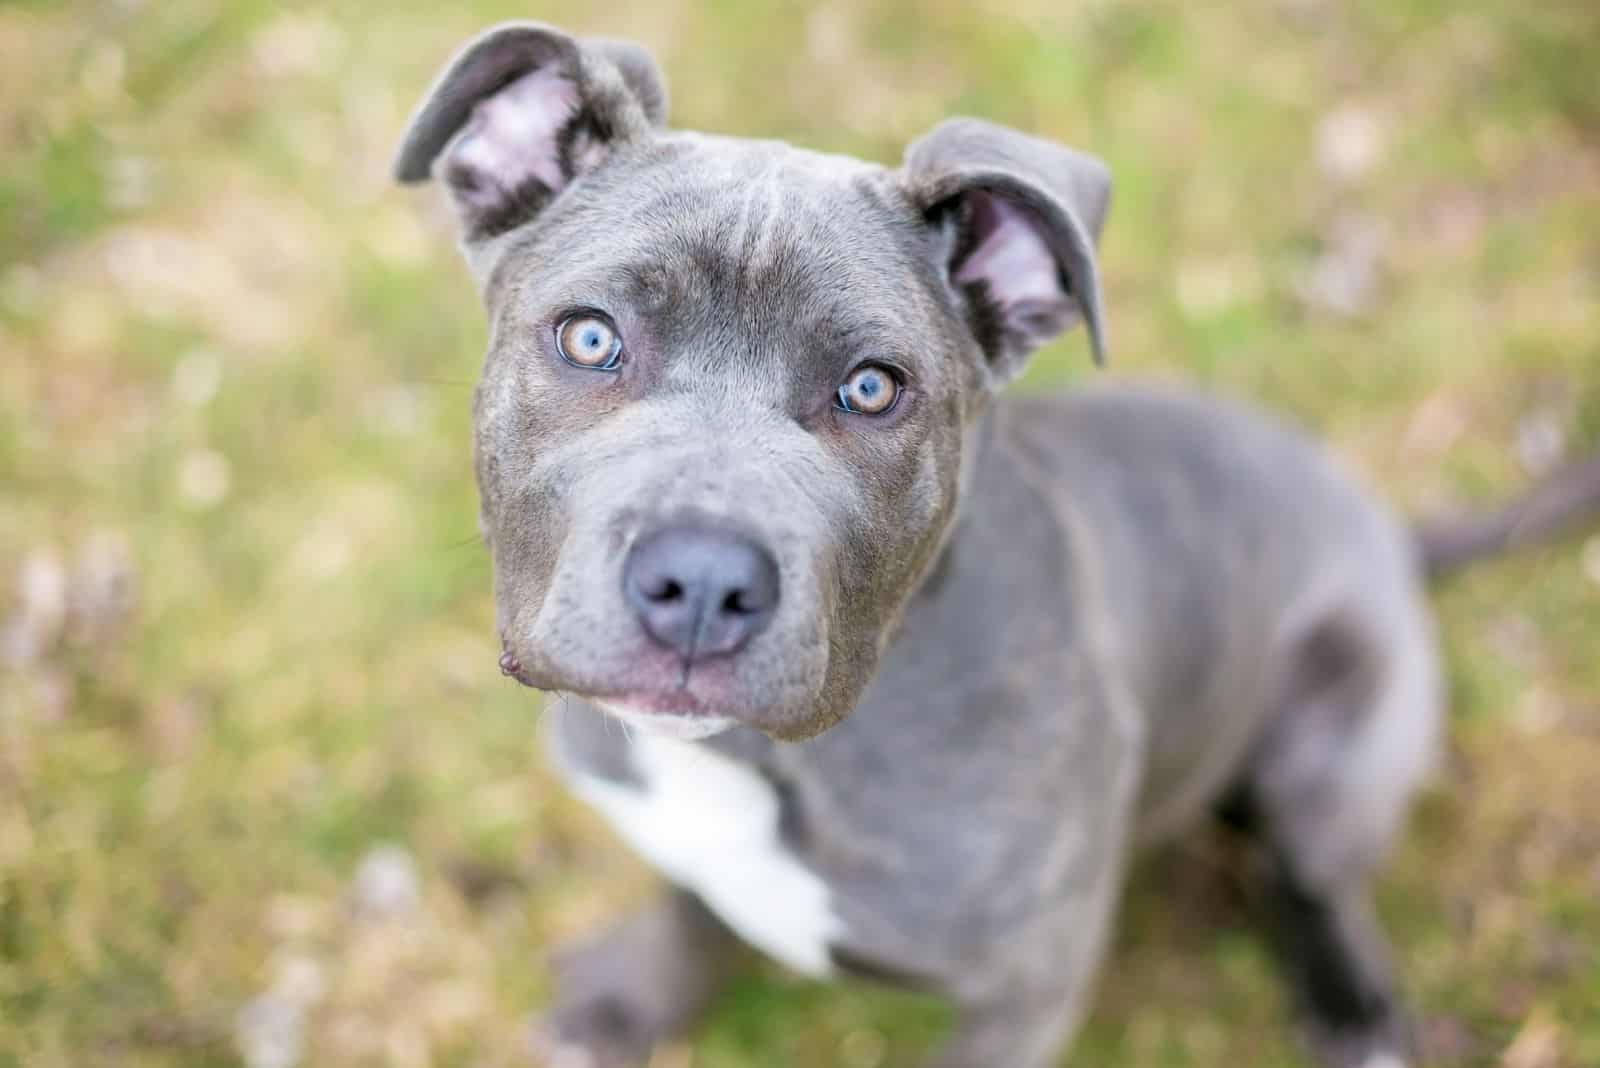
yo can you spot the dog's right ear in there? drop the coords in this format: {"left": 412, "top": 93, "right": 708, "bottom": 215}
{"left": 393, "top": 23, "right": 667, "bottom": 241}
{"left": 902, "top": 118, "right": 1110, "bottom": 380}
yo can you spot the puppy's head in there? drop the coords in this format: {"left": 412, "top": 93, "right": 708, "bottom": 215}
{"left": 396, "top": 23, "right": 1111, "bottom": 740}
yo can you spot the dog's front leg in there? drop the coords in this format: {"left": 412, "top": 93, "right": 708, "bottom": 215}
{"left": 925, "top": 918, "right": 1120, "bottom": 1067}
{"left": 924, "top": 819, "right": 1131, "bottom": 1068}
{"left": 529, "top": 888, "right": 746, "bottom": 1067}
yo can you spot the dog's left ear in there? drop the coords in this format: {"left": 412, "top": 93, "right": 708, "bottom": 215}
{"left": 902, "top": 118, "right": 1110, "bottom": 380}
{"left": 393, "top": 22, "right": 667, "bottom": 242}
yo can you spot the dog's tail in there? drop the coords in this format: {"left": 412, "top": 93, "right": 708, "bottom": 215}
{"left": 1413, "top": 451, "right": 1600, "bottom": 581}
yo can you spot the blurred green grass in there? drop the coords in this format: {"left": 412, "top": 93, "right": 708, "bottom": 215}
{"left": 2, "top": 1, "right": 1597, "bottom": 1066}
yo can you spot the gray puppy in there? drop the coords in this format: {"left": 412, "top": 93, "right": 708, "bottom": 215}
{"left": 394, "top": 23, "right": 1600, "bottom": 1068}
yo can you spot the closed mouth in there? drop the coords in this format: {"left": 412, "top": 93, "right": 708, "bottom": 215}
{"left": 497, "top": 642, "right": 748, "bottom": 737}
{"left": 595, "top": 690, "right": 718, "bottom": 718}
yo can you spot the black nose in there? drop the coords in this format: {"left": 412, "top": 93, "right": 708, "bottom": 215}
{"left": 623, "top": 525, "right": 780, "bottom": 660}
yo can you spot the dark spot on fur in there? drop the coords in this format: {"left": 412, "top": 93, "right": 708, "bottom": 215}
{"left": 587, "top": 994, "right": 640, "bottom": 1042}
{"left": 760, "top": 768, "right": 808, "bottom": 850}
{"left": 1267, "top": 856, "right": 1402, "bottom": 1038}
{"left": 1212, "top": 780, "right": 1260, "bottom": 834}
{"left": 1301, "top": 619, "right": 1366, "bottom": 694}
{"left": 828, "top": 945, "right": 937, "bottom": 991}
{"left": 1292, "top": 611, "right": 1382, "bottom": 726}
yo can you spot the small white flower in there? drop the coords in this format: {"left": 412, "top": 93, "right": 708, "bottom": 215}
{"left": 351, "top": 844, "right": 421, "bottom": 918}
{"left": 177, "top": 450, "right": 231, "bottom": 509}
{"left": 235, "top": 992, "right": 304, "bottom": 1068}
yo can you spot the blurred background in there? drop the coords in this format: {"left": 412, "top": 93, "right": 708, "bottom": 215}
{"left": 3, "top": 1, "right": 1598, "bottom": 1065}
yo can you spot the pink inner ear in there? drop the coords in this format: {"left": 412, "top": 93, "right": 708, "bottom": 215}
{"left": 448, "top": 65, "right": 580, "bottom": 208}
{"left": 953, "top": 192, "right": 1065, "bottom": 311}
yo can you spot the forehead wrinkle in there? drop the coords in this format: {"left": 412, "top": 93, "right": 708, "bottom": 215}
{"left": 731, "top": 156, "right": 783, "bottom": 282}
{"left": 689, "top": 188, "right": 923, "bottom": 408}
{"left": 541, "top": 145, "right": 935, "bottom": 412}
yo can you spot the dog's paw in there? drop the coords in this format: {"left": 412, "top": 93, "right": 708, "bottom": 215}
{"left": 1305, "top": 1026, "right": 1416, "bottom": 1068}
{"left": 1357, "top": 1054, "right": 1410, "bottom": 1068}
{"left": 526, "top": 996, "right": 655, "bottom": 1068}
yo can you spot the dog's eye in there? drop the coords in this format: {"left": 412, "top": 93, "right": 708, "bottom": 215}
{"left": 835, "top": 364, "right": 901, "bottom": 416}
{"left": 556, "top": 313, "right": 623, "bottom": 371}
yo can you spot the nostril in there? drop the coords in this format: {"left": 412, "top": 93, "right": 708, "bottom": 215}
{"left": 623, "top": 524, "right": 780, "bottom": 658}
{"left": 638, "top": 574, "right": 685, "bottom": 603}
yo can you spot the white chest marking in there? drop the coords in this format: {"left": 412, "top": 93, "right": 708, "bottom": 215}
{"left": 568, "top": 732, "right": 844, "bottom": 978}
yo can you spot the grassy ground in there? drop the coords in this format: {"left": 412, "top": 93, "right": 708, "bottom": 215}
{"left": 3, "top": 1, "right": 1598, "bottom": 1065}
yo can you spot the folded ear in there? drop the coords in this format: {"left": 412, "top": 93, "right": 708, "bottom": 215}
{"left": 902, "top": 118, "right": 1110, "bottom": 381}
{"left": 393, "top": 23, "right": 668, "bottom": 241}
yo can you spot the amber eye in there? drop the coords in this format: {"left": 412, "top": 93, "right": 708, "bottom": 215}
{"left": 556, "top": 313, "right": 623, "bottom": 370}
{"left": 835, "top": 364, "right": 901, "bottom": 415}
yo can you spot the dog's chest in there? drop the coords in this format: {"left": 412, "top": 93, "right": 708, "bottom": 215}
{"left": 565, "top": 733, "right": 844, "bottom": 977}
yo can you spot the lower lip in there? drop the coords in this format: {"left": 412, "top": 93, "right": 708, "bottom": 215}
{"left": 595, "top": 697, "right": 738, "bottom": 740}
{"left": 607, "top": 693, "right": 713, "bottom": 717}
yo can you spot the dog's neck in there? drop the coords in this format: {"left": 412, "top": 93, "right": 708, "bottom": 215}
{"left": 911, "top": 410, "right": 1003, "bottom": 604}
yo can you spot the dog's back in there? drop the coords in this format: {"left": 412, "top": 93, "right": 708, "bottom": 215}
{"left": 1003, "top": 384, "right": 1438, "bottom": 844}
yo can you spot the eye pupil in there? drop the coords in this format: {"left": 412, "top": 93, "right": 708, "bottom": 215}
{"left": 837, "top": 364, "right": 900, "bottom": 416}
{"left": 557, "top": 314, "right": 622, "bottom": 370}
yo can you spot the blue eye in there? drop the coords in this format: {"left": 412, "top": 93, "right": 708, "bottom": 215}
{"left": 556, "top": 313, "right": 623, "bottom": 370}
{"left": 835, "top": 364, "right": 901, "bottom": 415}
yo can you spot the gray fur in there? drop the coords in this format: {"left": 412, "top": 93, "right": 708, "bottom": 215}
{"left": 395, "top": 23, "right": 1456, "bottom": 1068}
